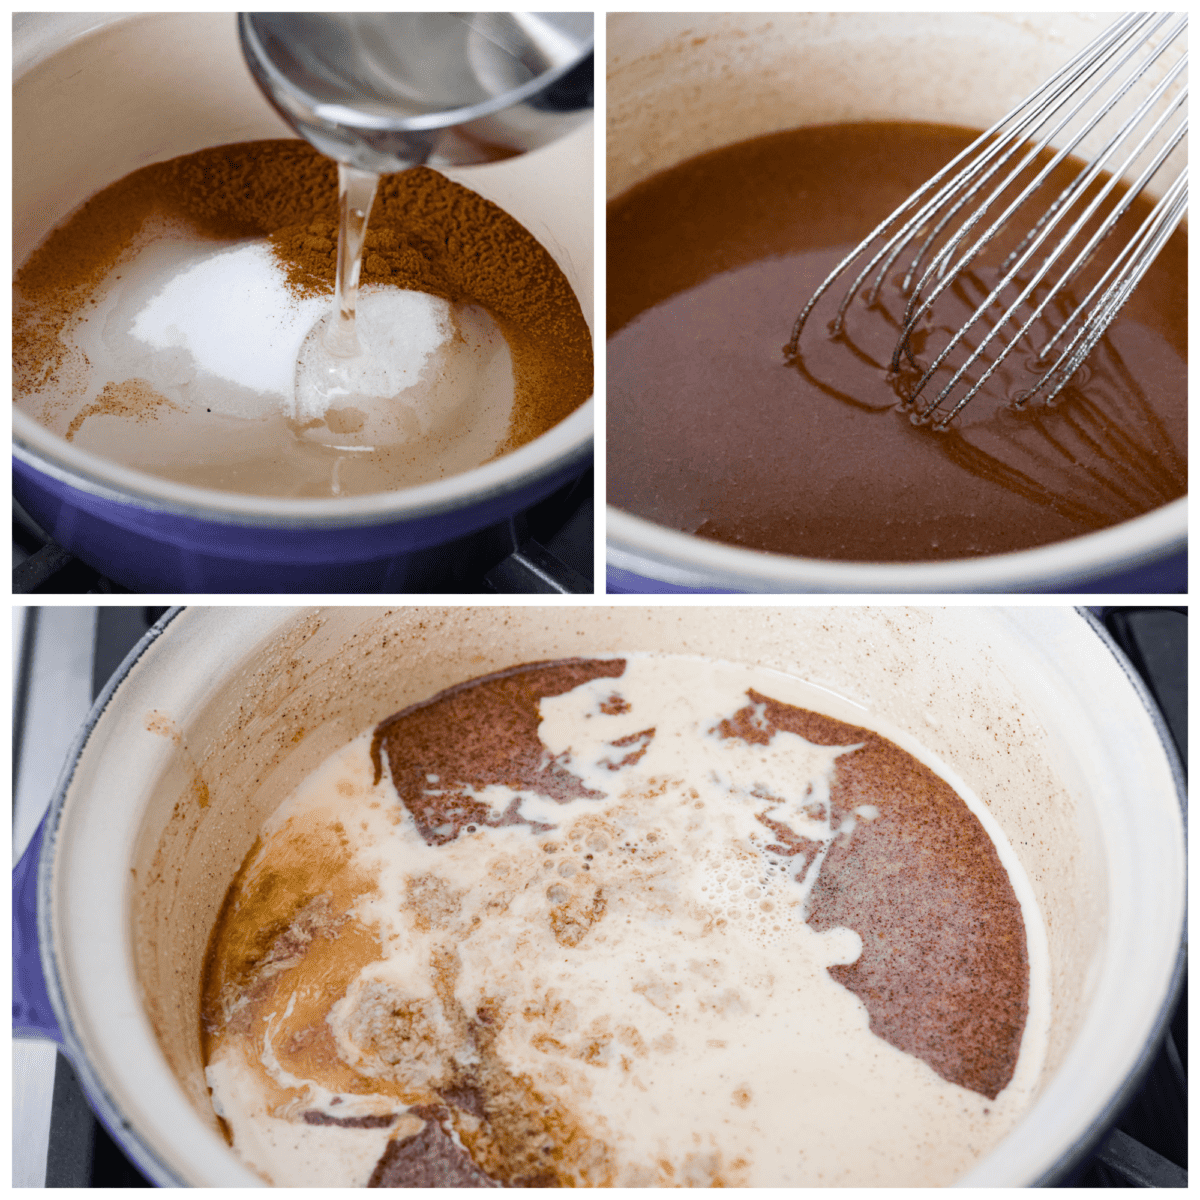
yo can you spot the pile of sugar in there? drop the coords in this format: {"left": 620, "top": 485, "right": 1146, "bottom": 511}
{"left": 292, "top": 291, "right": 510, "bottom": 452}
{"left": 45, "top": 233, "right": 514, "bottom": 493}
{"left": 130, "top": 241, "right": 329, "bottom": 397}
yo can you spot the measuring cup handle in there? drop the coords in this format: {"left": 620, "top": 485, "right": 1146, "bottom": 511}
{"left": 12, "top": 816, "right": 62, "bottom": 1042}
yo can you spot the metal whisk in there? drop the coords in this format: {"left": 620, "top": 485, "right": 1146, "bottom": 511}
{"left": 784, "top": 12, "right": 1188, "bottom": 429}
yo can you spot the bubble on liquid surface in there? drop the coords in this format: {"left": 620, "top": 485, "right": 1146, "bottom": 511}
{"left": 291, "top": 288, "right": 510, "bottom": 452}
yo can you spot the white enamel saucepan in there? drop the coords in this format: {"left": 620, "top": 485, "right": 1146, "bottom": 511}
{"left": 12, "top": 607, "right": 1185, "bottom": 1185}
{"left": 606, "top": 13, "right": 1186, "bottom": 593}
{"left": 13, "top": 14, "right": 593, "bottom": 593}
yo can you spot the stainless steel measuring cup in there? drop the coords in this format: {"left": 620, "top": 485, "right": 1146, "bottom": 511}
{"left": 239, "top": 12, "right": 594, "bottom": 173}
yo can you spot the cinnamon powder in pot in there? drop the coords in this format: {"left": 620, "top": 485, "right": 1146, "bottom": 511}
{"left": 15, "top": 140, "right": 591, "bottom": 463}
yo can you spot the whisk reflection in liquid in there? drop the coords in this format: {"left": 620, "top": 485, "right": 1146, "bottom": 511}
{"left": 784, "top": 11, "right": 1187, "bottom": 431}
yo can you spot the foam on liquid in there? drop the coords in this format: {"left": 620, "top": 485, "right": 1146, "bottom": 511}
{"left": 205, "top": 654, "right": 1049, "bottom": 1187}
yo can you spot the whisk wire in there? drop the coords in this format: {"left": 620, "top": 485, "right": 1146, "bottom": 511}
{"left": 896, "top": 15, "right": 1183, "bottom": 379}
{"left": 908, "top": 57, "right": 1189, "bottom": 425}
{"left": 785, "top": 12, "right": 1188, "bottom": 430}
{"left": 893, "top": 13, "right": 1167, "bottom": 308}
{"left": 1033, "top": 171, "right": 1188, "bottom": 409}
{"left": 998, "top": 30, "right": 1186, "bottom": 276}
{"left": 1037, "top": 102, "right": 1187, "bottom": 360}
{"left": 786, "top": 10, "right": 1147, "bottom": 346}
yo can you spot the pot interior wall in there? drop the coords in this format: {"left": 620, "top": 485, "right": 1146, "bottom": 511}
{"left": 607, "top": 13, "right": 1183, "bottom": 203}
{"left": 111, "top": 606, "right": 1128, "bottom": 1182}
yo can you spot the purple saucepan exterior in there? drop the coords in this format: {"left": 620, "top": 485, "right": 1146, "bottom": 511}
{"left": 14, "top": 447, "right": 589, "bottom": 593}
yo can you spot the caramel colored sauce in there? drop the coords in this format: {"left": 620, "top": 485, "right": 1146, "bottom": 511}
{"left": 607, "top": 123, "right": 1186, "bottom": 562}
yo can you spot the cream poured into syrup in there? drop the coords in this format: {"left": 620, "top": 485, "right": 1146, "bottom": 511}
{"left": 202, "top": 654, "right": 1048, "bottom": 1187}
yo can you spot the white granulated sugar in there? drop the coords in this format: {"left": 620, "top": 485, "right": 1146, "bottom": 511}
{"left": 37, "top": 229, "right": 513, "bottom": 493}
{"left": 355, "top": 290, "right": 456, "bottom": 392}
{"left": 130, "top": 242, "right": 328, "bottom": 395}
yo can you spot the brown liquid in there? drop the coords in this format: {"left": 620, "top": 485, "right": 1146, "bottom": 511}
{"left": 715, "top": 688, "right": 1027, "bottom": 1102}
{"left": 607, "top": 123, "right": 1187, "bottom": 561}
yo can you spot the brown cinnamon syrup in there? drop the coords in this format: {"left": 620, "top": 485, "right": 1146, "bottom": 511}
{"left": 607, "top": 123, "right": 1186, "bottom": 562}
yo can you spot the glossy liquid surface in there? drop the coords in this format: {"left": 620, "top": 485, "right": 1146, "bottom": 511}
{"left": 607, "top": 123, "right": 1186, "bottom": 562}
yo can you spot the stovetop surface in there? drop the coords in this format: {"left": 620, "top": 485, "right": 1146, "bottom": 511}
{"left": 11, "top": 607, "right": 1186, "bottom": 1187}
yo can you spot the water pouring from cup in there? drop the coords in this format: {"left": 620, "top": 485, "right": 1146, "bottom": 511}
{"left": 239, "top": 12, "right": 593, "bottom": 450}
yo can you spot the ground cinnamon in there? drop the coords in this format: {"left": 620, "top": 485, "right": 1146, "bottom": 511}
{"left": 64, "top": 380, "right": 180, "bottom": 442}
{"left": 15, "top": 139, "right": 591, "bottom": 455}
